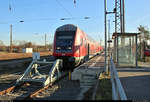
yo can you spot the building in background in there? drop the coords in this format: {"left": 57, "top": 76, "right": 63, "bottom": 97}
{"left": 22, "top": 48, "right": 33, "bottom": 53}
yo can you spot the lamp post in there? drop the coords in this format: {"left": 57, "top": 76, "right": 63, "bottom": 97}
{"left": 45, "top": 34, "right": 47, "bottom": 51}
{"left": 104, "top": 0, "right": 116, "bottom": 73}
{"left": 108, "top": 20, "right": 110, "bottom": 57}
{"left": 104, "top": 0, "right": 107, "bottom": 73}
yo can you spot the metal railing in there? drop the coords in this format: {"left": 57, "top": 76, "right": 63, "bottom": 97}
{"left": 109, "top": 57, "right": 127, "bottom": 100}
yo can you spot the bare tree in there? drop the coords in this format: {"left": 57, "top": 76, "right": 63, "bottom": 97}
{"left": 138, "top": 25, "right": 150, "bottom": 41}
{"left": 24, "top": 42, "right": 33, "bottom": 48}
{"left": 0, "top": 40, "right": 7, "bottom": 52}
{"left": 138, "top": 25, "right": 150, "bottom": 60}
{"left": 0, "top": 40, "right": 5, "bottom": 46}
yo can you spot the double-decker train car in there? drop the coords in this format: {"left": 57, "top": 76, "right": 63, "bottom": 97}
{"left": 52, "top": 24, "right": 103, "bottom": 68}
{"left": 144, "top": 49, "right": 150, "bottom": 56}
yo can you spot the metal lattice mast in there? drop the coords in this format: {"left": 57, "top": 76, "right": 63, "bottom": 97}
{"left": 115, "top": 0, "right": 121, "bottom": 33}
{"left": 114, "top": 0, "right": 125, "bottom": 64}
{"left": 114, "top": 0, "right": 121, "bottom": 64}
{"left": 115, "top": 0, "right": 125, "bottom": 33}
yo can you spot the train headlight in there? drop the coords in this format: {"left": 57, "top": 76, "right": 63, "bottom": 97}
{"left": 56, "top": 47, "right": 61, "bottom": 50}
{"left": 68, "top": 47, "right": 72, "bottom": 50}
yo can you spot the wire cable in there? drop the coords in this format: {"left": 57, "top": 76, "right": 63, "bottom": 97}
{"left": 55, "top": 0, "right": 73, "bottom": 18}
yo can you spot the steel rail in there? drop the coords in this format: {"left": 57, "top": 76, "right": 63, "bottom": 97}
{"left": 0, "top": 83, "right": 26, "bottom": 96}
{"left": 24, "top": 73, "right": 68, "bottom": 100}
{"left": 0, "top": 53, "right": 103, "bottom": 100}
{"left": 0, "top": 72, "right": 68, "bottom": 100}
{"left": 0, "top": 86, "right": 16, "bottom": 95}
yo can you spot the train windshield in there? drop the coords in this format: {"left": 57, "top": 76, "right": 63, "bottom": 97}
{"left": 57, "top": 36, "right": 73, "bottom": 39}
{"left": 55, "top": 31, "right": 75, "bottom": 52}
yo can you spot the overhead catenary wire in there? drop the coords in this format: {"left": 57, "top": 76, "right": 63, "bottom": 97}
{"left": 8, "top": 0, "right": 20, "bottom": 23}
{"left": 55, "top": 0, "right": 73, "bottom": 18}
{"left": 0, "top": 16, "right": 94, "bottom": 25}
{"left": 2, "top": 0, "right": 93, "bottom": 24}
{"left": 55, "top": 0, "right": 82, "bottom": 27}
{"left": 9, "top": 0, "right": 15, "bottom": 12}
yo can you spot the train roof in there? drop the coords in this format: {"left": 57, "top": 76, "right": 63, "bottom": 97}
{"left": 56, "top": 24, "right": 100, "bottom": 44}
{"left": 56, "top": 24, "right": 77, "bottom": 32}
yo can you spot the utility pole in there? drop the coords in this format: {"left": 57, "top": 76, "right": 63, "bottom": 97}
{"left": 104, "top": 0, "right": 107, "bottom": 72}
{"left": 122, "top": 0, "right": 125, "bottom": 32}
{"left": 108, "top": 20, "right": 110, "bottom": 57}
{"left": 45, "top": 34, "right": 47, "bottom": 51}
{"left": 10, "top": 24, "right": 12, "bottom": 53}
{"left": 108, "top": 20, "right": 110, "bottom": 43}
{"left": 104, "top": 0, "right": 116, "bottom": 72}
{"left": 9, "top": 3, "right": 13, "bottom": 53}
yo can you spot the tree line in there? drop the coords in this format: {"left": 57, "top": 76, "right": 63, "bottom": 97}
{"left": 0, "top": 40, "right": 52, "bottom": 52}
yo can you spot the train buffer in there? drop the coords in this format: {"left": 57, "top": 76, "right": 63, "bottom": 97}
{"left": 16, "top": 57, "right": 64, "bottom": 87}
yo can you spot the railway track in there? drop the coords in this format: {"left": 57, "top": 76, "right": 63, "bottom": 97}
{"left": 0, "top": 53, "right": 104, "bottom": 100}
{"left": 0, "top": 59, "right": 79, "bottom": 100}
{"left": 0, "top": 69, "right": 80, "bottom": 100}
{"left": 0, "top": 64, "right": 53, "bottom": 92}
{"left": 0, "top": 56, "right": 53, "bottom": 65}
{"left": 32, "top": 76, "right": 80, "bottom": 100}
{"left": 0, "top": 55, "right": 52, "bottom": 62}
{"left": 0, "top": 57, "right": 72, "bottom": 100}
{"left": 0, "top": 72, "right": 68, "bottom": 100}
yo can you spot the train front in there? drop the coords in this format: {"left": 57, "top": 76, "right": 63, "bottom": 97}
{"left": 52, "top": 24, "right": 77, "bottom": 68}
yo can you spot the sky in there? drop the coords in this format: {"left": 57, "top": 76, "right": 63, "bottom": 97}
{"left": 0, "top": 0, "right": 150, "bottom": 46}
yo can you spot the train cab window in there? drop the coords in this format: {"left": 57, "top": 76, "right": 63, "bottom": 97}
{"left": 58, "top": 36, "right": 73, "bottom": 39}
{"left": 55, "top": 31, "right": 75, "bottom": 52}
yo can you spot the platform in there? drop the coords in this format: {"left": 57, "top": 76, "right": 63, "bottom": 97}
{"left": 117, "top": 67, "right": 150, "bottom": 100}
{"left": 71, "top": 54, "right": 104, "bottom": 88}
{"left": 71, "top": 54, "right": 105, "bottom": 100}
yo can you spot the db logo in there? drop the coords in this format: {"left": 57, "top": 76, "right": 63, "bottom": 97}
{"left": 62, "top": 53, "right": 65, "bottom": 56}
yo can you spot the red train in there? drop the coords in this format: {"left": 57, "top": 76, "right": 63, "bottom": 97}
{"left": 144, "top": 49, "right": 150, "bottom": 56}
{"left": 52, "top": 24, "right": 103, "bottom": 68}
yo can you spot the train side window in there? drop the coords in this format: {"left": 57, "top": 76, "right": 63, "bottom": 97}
{"left": 84, "top": 39, "right": 87, "bottom": 47}
{"left": 81, "top": 38, "right": 83, "bottom": 46}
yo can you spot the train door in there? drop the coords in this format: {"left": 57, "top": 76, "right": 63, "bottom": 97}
{"left": 83, "top": 38, "right": 87, "bottom": 62}
{"left": 87, "top": 43, "right": 90, "bottom": 60}
{"left": 80, "top": 38, "right": 83, "bottom": 57}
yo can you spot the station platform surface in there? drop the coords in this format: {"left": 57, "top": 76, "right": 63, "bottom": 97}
{"left": 72, "top": 54, "right": 105, "bottom": 82}
{"left": 117, "top": 67, "right": 150, "bottom": 100}
{"left": 71, "top": 54, "right": 105, "bottom": 100}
